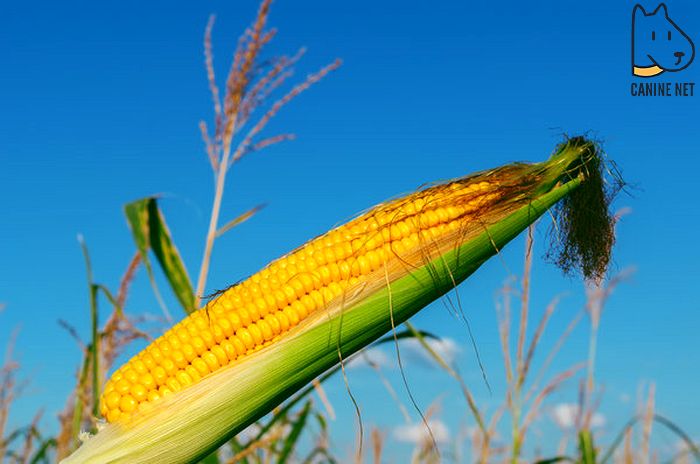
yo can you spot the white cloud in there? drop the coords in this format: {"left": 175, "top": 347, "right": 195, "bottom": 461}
{"left": 674, "top": 438, "right": 695, "bottom": 454}
{"left": 590, "top": 412, "right": 606, "bottom": 429}
{"left": 551, "top": 403, "right": 578, "bottom": 428}
{"left": 346, "top": 337, "right": 461, "bottom": 371}
{"left": 393, "top": 419, "right": 450, "bottom": 444}
{"left": 401, "top": 337, "right": 461, "bottom": 368}
{"left": 461, "top": 425, "right": 481, "bottom": 440}
{"left": 346, "top": 347, "right": 391, "bottom": 370}
{"left": 550, "top": 403, "right": 606, "bottom": 429}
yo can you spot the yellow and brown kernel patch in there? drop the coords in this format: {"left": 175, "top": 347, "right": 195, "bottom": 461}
{"left": 100, "top": 177, "right": 505, "bottom": 422}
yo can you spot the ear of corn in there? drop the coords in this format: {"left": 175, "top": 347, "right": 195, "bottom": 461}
{"left": 100, "top": 166, "right": 517, "bottom": 423}
{"left": 62, "top": 139, "right": 616, "bottom": 464}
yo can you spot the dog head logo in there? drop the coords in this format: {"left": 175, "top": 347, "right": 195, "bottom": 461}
{"left": 632, "top": 3, "right": 695, "bottom": 77}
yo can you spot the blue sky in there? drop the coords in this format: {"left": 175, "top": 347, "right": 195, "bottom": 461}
{"left": 1, "top": 0, "right": 699, "bottom": 459}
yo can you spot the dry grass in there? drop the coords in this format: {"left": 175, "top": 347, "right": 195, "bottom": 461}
{"left": 193, "top": 0, "right": 340, "bottom": 307}
{"left": 392, "top": 223, "right": 647, "bottom": 464}
{"left": 0, "top": 331, "right": 49, "bottom": 464}
{"left": 53, "top": 250, "right": 150, "bottom": 460}
{"left": 0, "top": 331, "right": 21, "bottom": 461}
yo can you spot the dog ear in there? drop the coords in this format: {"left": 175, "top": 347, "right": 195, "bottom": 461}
{"left": 633, "top": 4, "right": 648, "bottom": 17}
{"left": 652, "top": 3, "right": 669, "bottom": 17}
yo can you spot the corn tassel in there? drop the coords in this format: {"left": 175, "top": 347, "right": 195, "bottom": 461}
{"left": 62, "top": 138, "right": 617, "bottom": 464}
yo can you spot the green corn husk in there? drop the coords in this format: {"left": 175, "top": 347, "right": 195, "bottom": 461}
{"left": 61, "top": 137, "right": 618, "bottom": 464}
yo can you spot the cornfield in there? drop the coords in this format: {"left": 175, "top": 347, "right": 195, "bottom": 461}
{"left": 1, "top": 1, "right": 698, "bottom": 463}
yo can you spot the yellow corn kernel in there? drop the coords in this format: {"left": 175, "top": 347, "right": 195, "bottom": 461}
{"left": 104, "top": 390, "right": 121, "bottom": 410}
{"left": 184, "top": 365, "right": 201, "bottom": 384}
{"left": 221, "top": 339, "right": 237, "bottom": 361}
{"left": 230, "top": 336, "right": 246, "bottom": 357}
{"left": 130, "top": 383, "right": 148, "bottom": 402}
{"left": 176, "top": 370, "right": 193, "bottom": 388}
{"left": 238, "top": 329, "right": 254, "bottom": 350}
{"left": 139, "top": 372, "right": 155, "bottom": 390}
{"left": 119, "top": 395, "right": 137, "bottom": 414}
{"left": 258, "top": 318, "right": 274, "bottom": 341}
{"left": 107, "top": 409, "right": 121, "bottom": 423}
{"left": 211, "top": 345, "right": 228, "bottom": 366}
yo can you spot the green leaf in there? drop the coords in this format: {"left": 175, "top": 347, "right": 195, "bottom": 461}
{"left": 78, "top": 236, "right": 101, "bottom": 421}
{"left": 278, "top": 401, "right": 312, "bottom": 463}
{"left": 302, "top": 447, "right": 337, "bottom": 464}
{"left": 227, "top": 437, "right": 250, "bottom": 464}
{"left": 30, "top": 438, "right": 57, "bottom": 464}
{"left": 314, "top": 412, "right": 327, "bottom": 433}
{"left": 600, "top": 414, "right": 700, "bottom": 464}
{"left": 375, "top": 328, "right": 438, "bottom": 345}
{"left": 70, "top": 347, "right": 92, "bottom": 448}
{"left": 197, "top": 451, "right": 220, "bottom": 464}
{"left": 124, "top": 197, "right": 195, "bottom": 315}
{"left": 578, "top": 430, "right": 597, "bottom": 464}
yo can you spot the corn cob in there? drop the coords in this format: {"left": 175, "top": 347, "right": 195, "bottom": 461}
{"left": 100, "top": 138, "right": 617, "bottom": 426}
{"left": 100, "top": 176, "right": 512, "bottom": 422}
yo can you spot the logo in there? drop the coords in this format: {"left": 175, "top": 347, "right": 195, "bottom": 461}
{"left": 632, "top": 3, "right": 695, "bottom": 77}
